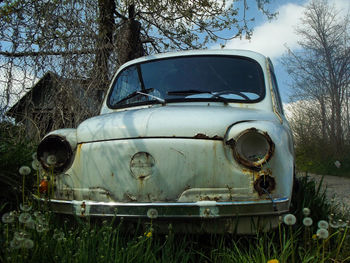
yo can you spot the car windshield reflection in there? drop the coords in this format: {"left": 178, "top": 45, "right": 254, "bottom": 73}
{"left": 108, "top": 55, "right": 265, "bottom": 108}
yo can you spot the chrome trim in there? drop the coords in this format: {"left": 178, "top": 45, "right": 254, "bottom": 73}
{"left": 35, "top": 196, "right": 290, "bottom": 218}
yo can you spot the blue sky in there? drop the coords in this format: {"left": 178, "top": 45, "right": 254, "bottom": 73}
{"left": 210, "top": 0, "right": 350, "bottom": 102}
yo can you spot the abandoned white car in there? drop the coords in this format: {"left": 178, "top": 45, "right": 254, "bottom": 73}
{"left": 36, "top": 49, "right": 295, "bottom": 234}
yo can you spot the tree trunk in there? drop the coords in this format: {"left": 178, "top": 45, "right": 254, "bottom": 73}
{"left": 116, "top": 4, "right": 144, "bottom": 66}
{"left": 93, "top": 0, "right": 116, "bottom": 105}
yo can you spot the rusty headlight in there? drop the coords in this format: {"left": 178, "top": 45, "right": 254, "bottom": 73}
{"left": 232, "top": 128, "right": 274, "bottom": 170}
{"left": 37, "top": 135, "right": 74, "bottom": 173}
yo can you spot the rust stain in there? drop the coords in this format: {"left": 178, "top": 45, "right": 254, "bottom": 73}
{"left": 194, "top": 133, "right": 223, "bottom": 140}
{"left": 199, "top": 195, "right": 221, "bottom": 201}
{"left": 254, "top": 174, "right": 276, "bottom": 196}
{"left": 194, "top": 133, "right": 210, "bottom": 139}
{"left": 231, "top": 129, "right": 275, "bottom": 171}
{"left": 76, "top": 143, "right": 82, "bottom": 155}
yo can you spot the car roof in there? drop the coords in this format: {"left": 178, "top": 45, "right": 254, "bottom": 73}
{"left": 119, "top": 49, "right": 268, "bottom": 70}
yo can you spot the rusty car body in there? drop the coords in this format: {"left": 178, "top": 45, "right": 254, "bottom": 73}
{"left": 36, "top": 49, "right": 294, "bottom": 234}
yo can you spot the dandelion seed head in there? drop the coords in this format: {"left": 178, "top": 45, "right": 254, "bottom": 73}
{"left": 328, "top": 213, "right": 334, "bottom": 220}
{"left": 318, "top": 220, "right": 329, "bottom": 229}
{"left": 147, "top": 208, "right": 158, "bottom": 219}
{"left": 53, "top": 232, "right": 65, "bottom": 241}
{"left": 303, "top": 217, "right": 313, "bottom": 227}
{"left": 2, "top": 212, "right": 15, "bottom": 224}
{"left": 22, "top": 239, "right": 34, "bottom": 249}
{"left": 10, "top": 239, "right": 22, "bottom": 249}
{"left": 316, "top": 228, "right": 329, "bottom": 239}
{"left": 32, "top": 152, "right": 37, "bottom": 160}
{"left": 338, "top": 219, "right": 347, "bottom": 228}
{"left": 20, "top": 203, "right": 32, "bottom": 212}
{"left": 36, "top": 223, "right": 48, "bottom": 233}
{"left": 46, "top": 155, "right": 57, "bottom": 165}
{"left": 32, "top": 159, "right": 42, "bottom": 171}
{"left": 19, "top": 213, "right": 32, "bottom": 224}
{"left": 14, "top": 231, "right": 29, "bottom": 241}
{"left": 19, "top": 166, "right": 31, "bottom": 176}
{"left": 329, "top": 220, "right": 339, "bottom": 229}
{"left": 283, "top": 214, "right": 296, "bottom": 226}
{"left": 302, "top": 208, "right": 311, "bottom": 216}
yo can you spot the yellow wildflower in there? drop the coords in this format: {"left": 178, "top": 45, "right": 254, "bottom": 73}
{"left": 145, "top": 231, "right": 152, "bottom": 238}
{"left": 267, "top": 260, "right": 279, "bottom": 263}
{"left": 312, "top": 234, "right": 317, "bottom": 240}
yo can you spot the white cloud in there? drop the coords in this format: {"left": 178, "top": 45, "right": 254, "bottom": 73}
{"left": 213, "top": 3, "right": 305, "bottom": 60}
{"left": 212, "top": 0, "right": 350, "bottom": 60}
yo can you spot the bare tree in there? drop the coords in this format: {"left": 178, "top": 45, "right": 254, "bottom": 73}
{"left": 282, "top": 0, "right": 350, "bottom": 157}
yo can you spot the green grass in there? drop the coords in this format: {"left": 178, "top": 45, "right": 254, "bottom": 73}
{"left": 1, "top": 176, "right": 349, "bottom": 263}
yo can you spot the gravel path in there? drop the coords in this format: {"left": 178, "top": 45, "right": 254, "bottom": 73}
{"left": 299, "top": 173, "right": 350, "bottom": 209}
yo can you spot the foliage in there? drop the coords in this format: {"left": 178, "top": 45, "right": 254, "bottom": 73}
{"left": 0, "top": 122, "right": 36, "bottom": 211}
{"left": 295, "top": 144, "right": 350, "bottom": 177}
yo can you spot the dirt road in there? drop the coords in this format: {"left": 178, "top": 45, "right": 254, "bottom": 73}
{"left": 300, "top": 173, "right": 350, "bottom": 209}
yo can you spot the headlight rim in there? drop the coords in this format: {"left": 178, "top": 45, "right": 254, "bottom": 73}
{"left": 37, "top": 134, "right": 74, "bottom": 173}
{"left": 232, "top": 128, "right": 275, "bottom": 170}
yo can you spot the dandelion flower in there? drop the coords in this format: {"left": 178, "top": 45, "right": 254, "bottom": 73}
{"left": 283, "top": 214, "right": 296, "bottom": 225}
{"left": 2, "top": 212, "right": 15, "bottom": 224}
{"left": 302, "top": 208, "right": 311, "bottom": 216}
{"left": 145, "top": 231, "right": 152, "bottom": 238}
{"left": 22, "top": 238, "right": 34, "bottom": 249}
{"left": 19, "top": 213, "right": 32, "bottom": 224}
{"left": 316, "top": 228, "right": 329, "bottom": 239}
{"left": 267, "top": 260, "right": 279, "bottom": 263}
{"left": 318, "top": 220, "right": 329, "bottom": 229}
{"left": 303, "top": 217, "right": 313, "bottom": 227}
{"left": 20, "top": 203, "right": 32, "bottom": 212}
{"left": 46, "top": 155, "right": 57, "bottom": 165}
{"left": 19, "top": 166, "right": 31, "bottom": 176}
{"left": 312, "top": 234, "right": 317, "bottom": 240}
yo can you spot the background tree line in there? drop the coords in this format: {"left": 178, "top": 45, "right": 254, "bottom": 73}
{"left": 283, "top": 0, "right": 350, "bottom": 175}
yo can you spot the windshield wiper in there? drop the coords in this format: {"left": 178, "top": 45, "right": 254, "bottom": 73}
{"left": 168, "top": 89, "right": 250, "bottom": 101}
{"left": 116, "top": 88, "right": 154, "bottom": 105}
{"left": 167, "top": 89, "right": 229, "bottom": 104}
{"left": 136, "top": 91, "right": 165, "bottom": 105}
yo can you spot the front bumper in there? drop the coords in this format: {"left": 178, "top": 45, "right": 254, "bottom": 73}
{"left": 35, "top": 197, "right": 290, "bottom": 219}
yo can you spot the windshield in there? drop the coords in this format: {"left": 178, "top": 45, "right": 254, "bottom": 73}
{"left": 108, "top": 55, "right": 265, "bottom": 108}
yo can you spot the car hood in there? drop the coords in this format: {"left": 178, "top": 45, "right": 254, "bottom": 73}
{"left": 77, "top": 105, "right": 279, "bottom": 142}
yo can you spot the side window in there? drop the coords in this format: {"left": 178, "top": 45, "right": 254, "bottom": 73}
{"left": 269, "top": 61, "right": 284, "bottom": 115}
{"left": 109, "top": 66, "right": 142, "bottom": 106}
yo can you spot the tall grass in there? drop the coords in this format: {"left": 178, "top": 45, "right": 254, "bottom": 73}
{"left": 1, "top": 174, "right": 349, "bottom": 263}
{"left": 0, "top": 122, "right": 36, "bottom": 211}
